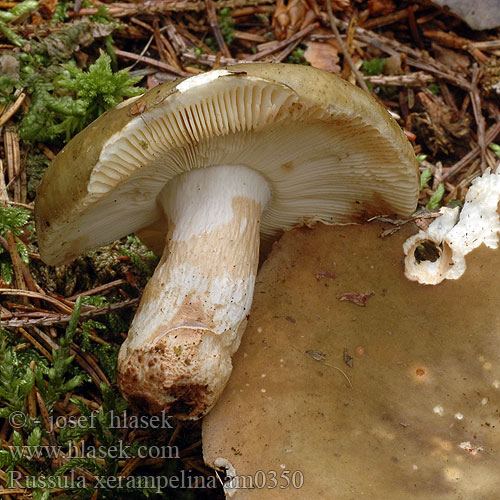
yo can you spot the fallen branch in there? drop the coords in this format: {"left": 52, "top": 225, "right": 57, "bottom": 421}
{"left": 182, "top": 49, "right": 239, "bottom": 67}
{"left": 326, "top": 1, "right": 370, "bottom": 94}
{"left": 247, "top": 23, "right": 317, "bottom": 61}
{"left": 1, "top": 298, "right": 139, "bottom": 327}
{"left": 365, "top": 72, "right": 435, "bottom": 87}
{"left": 341, "top": 20, "right": 472, "bottom": 91}
{"left": 75, "top": 0, "right": 274, "bottom": 17}
{"left": 115, "top": 49, "right": 190, "bottom": 77}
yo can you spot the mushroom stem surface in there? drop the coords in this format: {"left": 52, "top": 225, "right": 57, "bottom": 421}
{"left": 117, "top": 165, "right": 271, "bottom": 419}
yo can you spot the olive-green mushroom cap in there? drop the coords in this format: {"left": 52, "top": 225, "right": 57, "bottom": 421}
{"left": 203, "top": 222, "right": 500, "bottom": 499}
{"left": 35, "top": 63, "right": 419, "bottom": 265}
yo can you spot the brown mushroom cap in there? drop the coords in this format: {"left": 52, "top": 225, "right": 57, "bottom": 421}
{"left": 203, "top": 222, "right": 500, "bottom": 499}
{"left": 35, "top": 63, "right": 418, "bottom": 265}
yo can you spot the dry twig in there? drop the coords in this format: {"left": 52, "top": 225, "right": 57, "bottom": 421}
{"left": 325, "top": 0, "right": 370, "bottom": 94}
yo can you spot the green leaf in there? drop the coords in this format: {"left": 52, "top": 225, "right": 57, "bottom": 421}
{"left": 18, "top": 367, "right": 35, "bottom": 400}
{"left": 0, "top": 20, "right": 27, "bottom": 47}
{"left": 37, "top": 297, "right": 84, "bottom": 409}
{"left": 81, "top": 295, "right": 108, "bottom": 307}
{"left": 55, "top": 456, "right": 106, "bottom": 476}
{"left": 420, "top": 167, "right": 432, "bottom": 190}
{"left": 32, "top": 488, "right": 50, "bottom": 500}
{"left": 51, "top": 0, "right": 68, "bottom": 22}
{"left": 70, "top": 396, "right": 92, "bottom": 418}
{"left": 447, "top": 199, "right": 463, "bottom": 209}
{"left": 15, "top": 241, "right": 29, "bottom": 265}
{"left": 0, "top": 332, "right": 35, "bottom": 419}
{"left": 27, "top": 427, "right": 42, "bottom": 447}
{"left": 489, "top": 143, "right": 500, "bottom": 159}
{"left": 62, "top": 374, "right": 84, "bottom": 392}
{"left": 12, "top": 430, "right": 22, "bottom": 448}
{"left": 0, "top": 0, "right": 39, "bottom": 22}
{"left": 426, "top": 183, "right": 445, "bottom": 210}
{"left": 0, "top": 206, "right": 30, "bottom": 238}
{"left": 1, "top": 261, "right": 13, "bottom": 285}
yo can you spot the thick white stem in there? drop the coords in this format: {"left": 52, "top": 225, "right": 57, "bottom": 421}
{"left": 118, "top": 166, "right": 270, "bottom": 419}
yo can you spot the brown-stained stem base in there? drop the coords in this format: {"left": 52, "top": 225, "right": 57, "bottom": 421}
{"left": 118, "top": 327, "right": 215, "bottom": 419}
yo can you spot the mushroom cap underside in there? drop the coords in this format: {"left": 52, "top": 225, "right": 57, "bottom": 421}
{"left": 35, "top": 63, "right": 418, "bottom": 265}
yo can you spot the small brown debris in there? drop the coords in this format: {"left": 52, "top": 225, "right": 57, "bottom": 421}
{"left": 410, "top": 90, "right": 470, "bottom": 156}
{"left": 316, "top": 270, "right": 336, "bottom": 280}
{"left": 130, "top": 98, "right": 147, "bottom": 116}
{"left": 368, "top": 0, "right": 396, "bottom": 16}
{"left": 285, "top": 315, "right": 296, "bottom": 324}
{"left": 306, "top": 349, "right": 326, "bottom": 361}
{"left": 336, "top": 291, "right": 375, "bottom": 306}
{"left": 343, "top": 348, "right": 353, "bottom": 368}
{"left": 272, "top": 0, "right": 308, "bottom": 40}
{"left": 483, "top": 57, "right": 500, "bottom": 101}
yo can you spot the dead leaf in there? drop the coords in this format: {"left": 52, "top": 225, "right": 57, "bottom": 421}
{"left": 38, "top": 0, "right": 59, "bottom": 18}
{"left": 130, "top": 99, "right": 147, "bottom": 116}
{"left": 384, "top": 54, "right": 403, "bottom": 75}
{"left": 304, "top": 41, "right": 340, "bottom": 73}
{"left": 272, "top": 0, "right": 309, "bottom": 40}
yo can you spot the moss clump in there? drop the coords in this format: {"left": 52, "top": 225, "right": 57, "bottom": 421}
{"left": 21, "top": 53, "right": 144, "bottom": 142}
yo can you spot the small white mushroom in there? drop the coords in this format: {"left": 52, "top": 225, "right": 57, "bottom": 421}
{"left": 35, "top": 64, "right": 418, "bottom": 419}
{"left": 404, "top": 167, "right": 500, "bottom": 285}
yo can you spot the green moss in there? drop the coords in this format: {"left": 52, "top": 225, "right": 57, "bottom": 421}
{"left": 286, "top": 47, "right": 309, "bottom": 65}
{"left": 21, "top": 53, "right": 144, "bottom": 143}
{"left": 362, "top": 57, "right": 386, "bottom": 76}
{"left": 218, "top": 7, "right": 235, "bottom": 46}
{"left": 120, "top": 235, "right": 158, "bottom": 276}
{"left": 428, "top": 83, "right": 441, "bottom": 95}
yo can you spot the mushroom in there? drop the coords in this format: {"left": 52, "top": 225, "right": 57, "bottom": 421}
{"left": 404, "top": 167, "right": 500, "bottom": 284}
{"left": 34, "top": 63, "right": 418, "bottom": 419}
{"left": 203, "top": 221, "right": 500, "bottom": 499}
